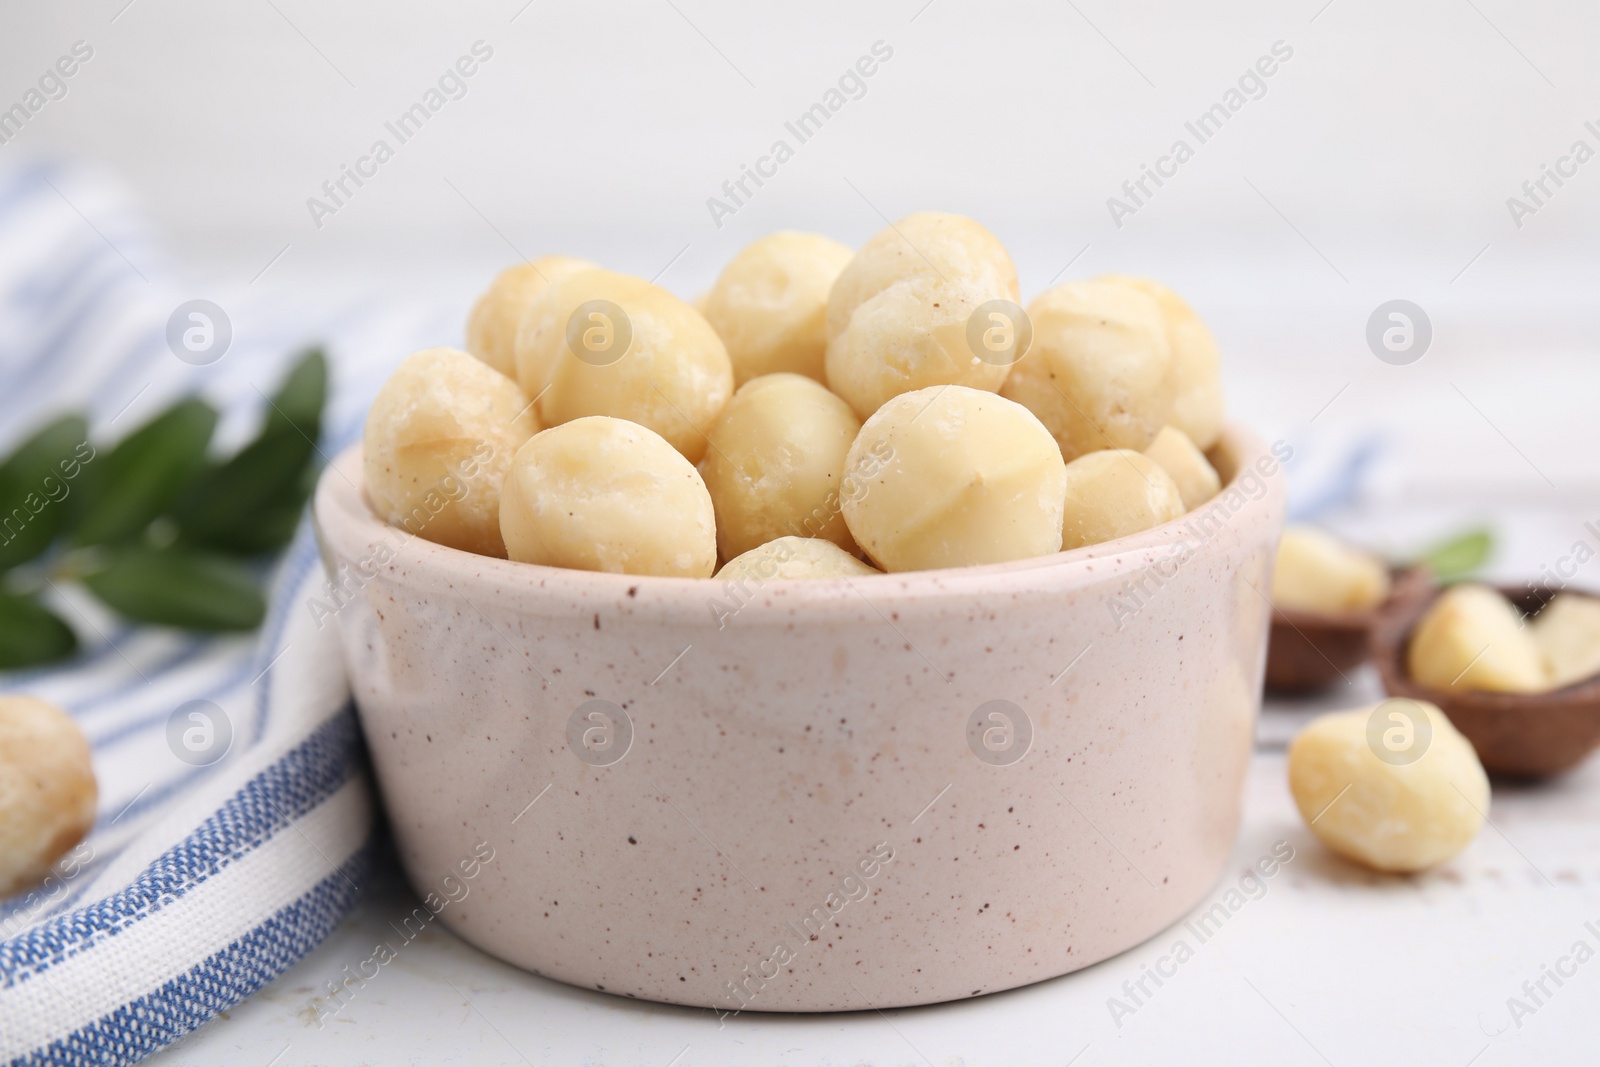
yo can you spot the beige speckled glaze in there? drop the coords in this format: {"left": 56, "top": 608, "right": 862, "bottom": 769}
{"left": 312, "top": 425, "right": 1286, "bottom": 1012}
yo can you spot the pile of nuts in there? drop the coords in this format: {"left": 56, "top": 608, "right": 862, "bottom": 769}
{"left": 363, "top": 213, "right": 1228, "bottom": 578}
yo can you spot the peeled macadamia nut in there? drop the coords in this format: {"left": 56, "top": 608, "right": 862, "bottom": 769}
{"left": 513, "top": 268, "right": 734, "bottom": 463}
{"left": 365, "top": 347, "right": 537, "bottom": 557}
{"left": 0, "top": 695, "right": 97, "bottom": 896}
{"left": 717, "top": 536, "right": 879, "bottom": 582}
{"left": 1059, "top": 450, "right": 1184, "bottom": 551}
{"left": 1099, "top": 275, "right": 1224, "bottom": 449}
{"left": 825, "top": 213, "right": 1021, "bottom": 418}
{"left": 1288, "top": 701, "right": 1488, "bottom": 873}
{"left": 841, "top": 385, "right": 1066, "bottom": 572}
{"left": 1530, "top": 593, "right": 1600, "bottom": 690}
{"left": 827, "top": 212, "right": 1018, "bottom": 338}
{"left": 1271, "top": 526, "right": 1391, "bottom": 614}
{"left": 1143, "top": 425, "right": 1220, "bottom": 510}
{"left": 1000, "top": 281, "right": 1174, "bottom": 461}
{"left": 703, "top": 232, "right": 853, "bottom": 386}
{"left": 699, "top": 373, "right": 861, "bottom": 560}
{"left": 826, "top": 274, "right": 1012, "bottom": 420}
{"left": 466, "top": 255, "right": 595, "bottom": 378}
{"left": 1407, "top": 583, "right": 1545, "bottom": 693}
{"left": 499, "top": 416, "right": 716, "bottom": 578}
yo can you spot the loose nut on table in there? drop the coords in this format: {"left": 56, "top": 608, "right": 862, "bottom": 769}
{"left": 0, "top": 694, "right": 97, "bottom": 898}
{"left": 1288, "top": 700, "right": 1488, "bottom": 873}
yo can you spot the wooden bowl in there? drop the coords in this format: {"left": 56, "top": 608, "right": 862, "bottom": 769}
{"left": 1372, "top": 584, "right": 1600, "bottom": 777}
{"left": 1265, "top": 566, "right": 1432, "bottom": 693}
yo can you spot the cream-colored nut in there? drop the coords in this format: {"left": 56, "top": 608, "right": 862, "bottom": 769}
{"left": 513, "top": 268, "right": 734, "bottom": 464}
{"left": 1530, "top": 593, "right": 1600, "bottom": 689}
{"left": 1270, "top": 525, "right": 1391, "bottom": 614}
{"left": 841, "top": 385, "right": 1066, "bottom": 572}
{"left": 1407, "top": 583, "right": 1546, "bottom": 693}
{"left": 699, "top": 373, "right": 861, "bottom": 560}
{"left": 1099, "top": 275, "right": 1224, "bottom": 449}
{"left": 1288, "top": 701, "right": 1488, "bottom": 873}
{"left": 716, "top": 536, "right": 879, "bottom": 582}
{"left": 0, "top": 695, "right": 96, "bottom": 896}
{"left": 499, "top": 416, "right": 716, "bottom": 578}
{"left": 826, "top": 212, "right": 1018, "bottom": 339}
{"left": 465, "top": 256, "right": 596, "bottom": 378}
{"left": 1058, "top": 450, "right": 1184, "bottom": 551}
{"left": 825, "top": 274, "right": 1012, "bottom": 419}
{"left": 703, "top": 232, "right": 853, "bottom": 386}
{"left": 1143, "top": 425, "right": 1220, "bottom": 510}
{"left": 824, "top": 213, "right": 1020, "bottom": 418}
{"left": 1000, "top": 280, "right": 1175, "bottom": 461}
{"left": 364, "top": 347, "right": 537, "bottom": 558}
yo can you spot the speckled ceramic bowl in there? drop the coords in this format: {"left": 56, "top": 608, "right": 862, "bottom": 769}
{"left": 312, "top": 423, "right": 1286, "bottom": 1012}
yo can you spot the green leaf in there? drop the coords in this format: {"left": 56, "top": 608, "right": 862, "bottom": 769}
{"left": 82, "top": 546, "right": 265, "bottom": 631}
{"left": 1416, "top": 527, "right": 1494, "bottom": 581}
{"left": 269, "top": 348, "right": 328, "bottom": 430}
{"left": 0, "top": 592, "right": 78, "bottom": 669}
{"left": 73, "top": 398, "right": 218, "bottom": 546}
{"left": 0, "top": 414, "right": 91, "bottom": 570}
{"left": 215, "top": 484, "right": 311, "bottom": 555}
{"left": 174, "top": 430, "right": 314, "bottom": 549}
{"left": 172, "top": 349, "right": 327, "bottom": 552}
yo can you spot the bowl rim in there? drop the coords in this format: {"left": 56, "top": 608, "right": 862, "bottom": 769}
{"left": 313, "top": 421, "right": 1285, "bottom": 620}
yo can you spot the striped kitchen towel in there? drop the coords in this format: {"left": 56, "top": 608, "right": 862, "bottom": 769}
{"left": 0, "top": 158, "right": 456, "bottom": 1066}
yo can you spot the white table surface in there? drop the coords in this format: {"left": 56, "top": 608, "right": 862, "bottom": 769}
{"left": 139, "top": 667, "right": 1600, "bottom": 1067}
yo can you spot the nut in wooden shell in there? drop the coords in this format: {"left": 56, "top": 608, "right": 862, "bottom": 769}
{"left": 1265, "top": 566, "right": 1431, "bottom": 693}
{"left": 1373, "top": 584, "right": 1600, "bottom": 777}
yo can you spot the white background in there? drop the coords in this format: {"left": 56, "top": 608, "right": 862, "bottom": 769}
{"left": 5, "top": 0, "right": 1598, "bottom": 528}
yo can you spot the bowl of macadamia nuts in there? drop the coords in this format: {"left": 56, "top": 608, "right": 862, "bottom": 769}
{"left": 313, "top": 213, "right": 1288, "bottom": 1010}
{"left": 1265, "top": 526, "right": 1432, "bottom": 692}
{"left": 1374, "top": 583, "right": 1600, "bottom": 777}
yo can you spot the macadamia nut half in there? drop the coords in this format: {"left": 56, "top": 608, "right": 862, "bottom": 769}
{"left": 466, "top": 255, "right": 595, "bottom": 378}
{"left": 699, "top": 373, "right": 861, "bottom": 561}
{"left": 841, "top": 385, "right": 1066, "bottom": 572}
{"left": 702, "top": 232, "right": 853, "bottom": 386}
{"left": 1407, "top": 583, "right": 1545, "bottom": 693}
{"left": 1001, "top": 280, "right": 1175, "bottom": 461}
{"left": 1059, "top": 449, "right": 1185, "bottom": 551}
{"left": 1289, "top": 701, "right": 1488, "bottom": 873}
{"left": 513, "top": 268, "right": 734, "bottom": 463}
{"left": 1271, "top": 525, "right": 1391, "bottom": 614}
{"left": 0, "top": 695, "right": 97, "bottom": 897}
{"left": 1531, "top": 593, "right": 1600, "bottom": 690}
{"left": 499, "top": 416, "right": 716, "bottom": 578}
{"left": 364, "top": 347, "right": 537, "bottom": 557}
